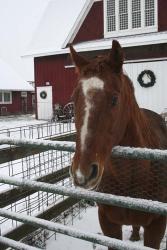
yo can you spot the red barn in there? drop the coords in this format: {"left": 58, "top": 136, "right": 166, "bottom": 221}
{"left": 25, "top": 0, "right": 167, "bottom": 120}
{"left": 0, "top": 58, "right": 35, "bottom": 116}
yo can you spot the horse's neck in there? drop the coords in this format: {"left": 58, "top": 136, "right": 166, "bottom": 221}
{"left": 120, "top": 106, "right": 155, "bottom": 148}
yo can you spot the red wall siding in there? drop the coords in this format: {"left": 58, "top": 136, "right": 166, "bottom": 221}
{"left": 73, "top": 1, "right": 103, "bottom": 44}
{"left": 35, "top": 55, "right": 77, "bottom": 106}
{"left": 158, "top": 0, "right": 167, "bottom": 31}
{"left": 34, "top": 44, "right": 167, "bottom": 110}
{"left": 27, "top": 92, "right": 34, "bottom": 112}
{"left": 0, "top": 91, "right": 34, "bottom": 115}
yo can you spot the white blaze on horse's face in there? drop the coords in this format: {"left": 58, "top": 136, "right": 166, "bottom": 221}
{"left": 80, "top": 77, "right": 104, "bottom": 152}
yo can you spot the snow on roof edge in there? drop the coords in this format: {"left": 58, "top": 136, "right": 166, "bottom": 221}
{"left": 0, "top": 88, "right": 34, "bottom": 92}
{"left": 23, "top": 31, "right": 167, "bottom": 58}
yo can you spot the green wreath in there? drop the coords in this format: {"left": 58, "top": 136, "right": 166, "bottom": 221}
{"left": 40, "top": 91, "right": 47, "bottom": 99}
{"left": 137, "top": 70, "right": 156, "bottom": 88}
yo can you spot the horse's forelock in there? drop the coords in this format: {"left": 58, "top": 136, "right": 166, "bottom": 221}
{"left": 80, "top": 55, "right": 110, "bottom": 77}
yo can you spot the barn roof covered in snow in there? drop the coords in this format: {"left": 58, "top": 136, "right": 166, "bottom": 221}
{"left": 24, "top": 0, "right": 167, "bottom": 58}
{"left": 25, "top": 30, "right": 167, "bottom": 58}
{"left": 0, "top": 58, "right": 34, "bottom": 91}
{"left": 25, "top": 0, "right": 93, "bottom": 57}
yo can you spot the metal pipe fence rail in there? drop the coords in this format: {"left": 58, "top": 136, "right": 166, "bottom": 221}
{"left": 0, "top": 236, "right": 40, "bottom": 250}
{"left": 0, "top": 175, "right": 166, "bottom": 216}
{"left": 0, "top": 177, "right": 166, "bottom": 250}
{"left": 0, "top": 137, "right": 166, "bottom": 249}
{"left": 0, "top": 207, "right": 154, "bottom": 250}
{"left": 1, "top": 136, "right": 167, "bottom": 161}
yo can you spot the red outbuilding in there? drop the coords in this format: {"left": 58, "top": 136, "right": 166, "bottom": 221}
{"left": 25, "top": 0, "right": 167, "bottom": 120}
{"left": 0, "top": 58, "right": 35, "bottom": 116}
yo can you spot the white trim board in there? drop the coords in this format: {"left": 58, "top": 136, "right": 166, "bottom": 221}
{"left": 64, "top": 57, "right": 167, "bottom": 69}
{"left": 24, "top": 31, "right": 167, "bottom": 58}
{"left": 62, "top": 0, "right": 93, "bottom": 48}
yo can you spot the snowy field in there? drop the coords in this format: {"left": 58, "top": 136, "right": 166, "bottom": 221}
{"left": 0, "top": 114, "right": 45, "bottom": 130}
{"left": 0, "top": 114, "right": 75, "bottom": 235}
{"left": 46, "top": 206, "right": 166, "bottom": 250}
{"left": 0, "top": 114, "right": 47, "bottom": 140}
{"left": 0, "top": 114, "right": 75, "bottom": 147}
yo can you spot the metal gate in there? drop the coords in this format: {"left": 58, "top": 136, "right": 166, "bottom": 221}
{"left": 0, "top": 137, "right": 166, "bottom": 250}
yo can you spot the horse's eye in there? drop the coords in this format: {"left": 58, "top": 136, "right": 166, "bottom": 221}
{"left": 111, "top": 95, "right": 118, "bottom": 106}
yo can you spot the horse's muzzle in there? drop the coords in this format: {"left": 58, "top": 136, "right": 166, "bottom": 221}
{"left": 70, "top": 162, "right": 101, "bottom": 189}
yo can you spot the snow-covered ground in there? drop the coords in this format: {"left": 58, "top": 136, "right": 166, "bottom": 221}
{"left": 0, "top": 114, "right": 45, "bottom": 130}
{"left": 0, "top": 115, "right": 166, "bottom": 249}
{"left": 46, "top": 206, "right": 166, "bottom": 250}
{"left": 0, "top": 115, "right": 75, "bottom": 149}
{"left": 0, "top": 115, "right": 74, "bottom": 235}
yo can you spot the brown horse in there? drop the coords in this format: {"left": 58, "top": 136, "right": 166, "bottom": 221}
{"left": 69, "top": 40, "right": 167, "bottom": 249}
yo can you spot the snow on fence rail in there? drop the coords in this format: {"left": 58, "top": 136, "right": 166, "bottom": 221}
{"left": 0, "top": 236, "right": 40, "bottom": 250}
{"left": 0, "top": 175, "right": 166, "bottom": 216}
{"left": 1, "top": 136, "right": 167, "bottom": 161}
{"left": 0, "top": 137, "right": 166, "bottom": 250}
{"left": 0, "top": 208, "right": 154, "bottom": 250}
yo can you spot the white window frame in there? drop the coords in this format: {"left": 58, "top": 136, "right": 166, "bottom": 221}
{"left": 0, "top": 91, "right": 12, "bottom": 104}
{"left": 104, "top": 0, "right": 158, "bottom": 38}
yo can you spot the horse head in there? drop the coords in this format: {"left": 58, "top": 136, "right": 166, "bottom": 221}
{"left": 70, "top": 40, "right": 134, "bottom": 189}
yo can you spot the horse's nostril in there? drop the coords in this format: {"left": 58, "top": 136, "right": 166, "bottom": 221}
{"left": 89, "top": 163, "right": 99, "bottom": 181}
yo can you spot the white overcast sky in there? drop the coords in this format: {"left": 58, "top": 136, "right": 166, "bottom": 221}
{"left": 0, "top": 0, "right": 49, "bottom": 80}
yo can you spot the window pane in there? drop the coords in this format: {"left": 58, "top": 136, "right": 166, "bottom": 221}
{"left": 107, "top": 16, "right": 116, "bottom": 31}
{"left": 145, "top": 9, "right": 154, "bottom": 26}
{"left": 132, "top": 0, "right": 141, "bottom": 28}
{"left": 145, "top": 0, "right": 154, "bottom": 10}
{"left": 119, "top": 14, "right": 128, "bottom": 30}
{"left": 119, "top": 0, "right": 128, "bottom": 14}
{"left": 107, "top": 0, "right": 116, "bottom": 31}
{"left": 132, "top": 0, "right": 141, "bottom": 11}
{"left": 4, "top": 92, "right": 11, "bottom": 102}
{"left": 0, "top": 92, "right": 2, "bottom": 102}
{"left": 145, "top": 0, "right": 155, "bottom": 26}
{"left": 119, "top": 0, "right": 128, "bottom": 30}
{"left": 107, "top": 0, "right": 115, "bottom": 16}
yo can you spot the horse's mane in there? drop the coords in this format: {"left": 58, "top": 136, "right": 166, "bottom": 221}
{"left": 122, "top": 74, "right": 163, "bottom": 149}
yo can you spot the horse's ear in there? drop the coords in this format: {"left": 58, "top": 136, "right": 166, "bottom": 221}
{"left": 109, "top": 40, "right": 124, "bottom": 73}
{"left": 69, "top": 45, "right": 89, "bottom": 73}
